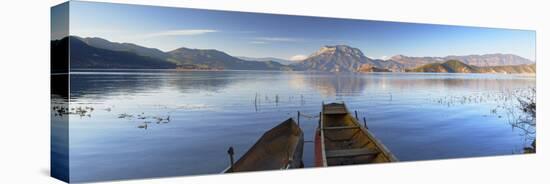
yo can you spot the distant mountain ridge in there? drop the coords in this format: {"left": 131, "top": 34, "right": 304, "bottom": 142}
{"left": 391, "top": 54, "right": 533, "bottom": 68}
{"left": 407, "top": 60, "right": 535, "bottom": 74}
{"left": 75, "top": 36, "right": 170, "bottom": 60}
{"left": 52, "top": 36, "right": 535, "bottom": 74}
{"left": 56, "top": 37, "right": 175, "bottom": 69}
{"left": 57, "top": 36, "right": 288, "bottom": 70}
{"left": 167, "top": 47, "right": 289, "bottom": 70}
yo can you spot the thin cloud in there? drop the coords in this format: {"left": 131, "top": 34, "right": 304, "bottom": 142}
{"left": 255, "top": 37, "right": 301, "bottom": 42}
{"left": 143, "top": 29, "right": 218, "bottom": 38}
{"left": 249, "top": 41, "right": 268, "bottom": 44}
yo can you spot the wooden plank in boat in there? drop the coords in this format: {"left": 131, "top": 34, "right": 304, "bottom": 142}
{"left": 326, "top": 148, "right": 379, "bottom": 158}
{"left": 323, "top": 108, "right": 347, "bottom": 115}
{"left": 323, "top": 126, "right": 360, "bottom": 130}
{"left": 323, "top": 103, "right": 347, "bottom": 115}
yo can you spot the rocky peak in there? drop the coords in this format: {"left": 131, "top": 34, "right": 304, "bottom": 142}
{"left": 310, "top": 45, "right": 365, "bottom": 58}
{"left": 390, "top": 54, "right": 405, "bottom": 60}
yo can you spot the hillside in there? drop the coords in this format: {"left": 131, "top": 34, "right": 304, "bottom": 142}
{"left": 61, "top": 37, "right": 176, "bottom": 69}
{"left": 407, "top": 60, "right": 536, "bottom": 74}
{"left": 392, "top": 54, "right": 534, "bottom": 68}
{"left": 357, "top": 64, "right": 391, "bottom": 72}
{"left": 479, "top": 64, "right": 536, "bottom": 73}
{"left": 51, "top": 37, "right": 69, "bottom": 73}
{"left": 167, "top": 47, "right": 289, "bottom": 70}
{"left": 75, "top": 36, "right": 170, "bottom": 60}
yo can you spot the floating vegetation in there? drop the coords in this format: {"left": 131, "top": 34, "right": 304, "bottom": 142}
{"left": 52, "top": 106, "right": 69, "bottom": 117}
{"left": 176, "top": 104, "right": 210, "bottom": 110}
{"left": 117, "top": 112, "right": 172, "bottom": 130}
{"left": 155, "top": 115, "right": 170, "bottom": 124}
{"left": 56, "top": 103, "right": 177, "bottom": 130}
{"left": 136, "top": 114, "right": 171, "bottom": 130}
{"left": 137, "top": 124, "right": 147, "bottom": 129}
{"left": 118, "top": 113, "right": 133, "bottom": 119}
{"left": 431, "top": 87, "right": 534, "bottom": 109}
{"left": 52, "top": 105, "right": 94, "bottom": 117}
{"left": 137, "top": 113, "right": 147, "bottom": 119}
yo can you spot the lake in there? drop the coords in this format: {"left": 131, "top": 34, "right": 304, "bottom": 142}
{"left": 54, "top": 70, "right": 535, "bottom": 182}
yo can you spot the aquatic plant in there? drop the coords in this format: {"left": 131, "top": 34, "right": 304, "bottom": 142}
{"left": 52, "top": 105, "right": 94, "bottom": 117}
{"left": 431, "top": 86, "right": 536, "bottom": 152}
{"left": 506, "top": 87, "right": 536, "bottom": 153}
{"left": 118, "top": 113, "right": 133, "bottom": 119}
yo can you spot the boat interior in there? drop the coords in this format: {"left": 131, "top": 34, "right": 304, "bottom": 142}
{"left": 321, "top": 103, "right": 395, "bottom": 166}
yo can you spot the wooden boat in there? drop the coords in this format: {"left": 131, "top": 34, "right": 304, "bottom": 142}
{"left": 315, "top": 102, "right": 397, "bottom": 167}
{"left": 223, "top": 118, "right": 304, "bottom": 173}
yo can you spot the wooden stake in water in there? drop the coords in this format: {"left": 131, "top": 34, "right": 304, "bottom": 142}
{"left": 363, "top": 117, "right": 368, "bottom": 129}
{"left": 227, "top": 147, "right": 235, "bottom": 171}
{"left": 297, "top": 111, "right": 300, "bottom": 126}
{"left": 355, "top": 110, "right": 358, "bottom": 120}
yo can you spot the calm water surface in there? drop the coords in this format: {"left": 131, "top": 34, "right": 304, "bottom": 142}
{"left": 56, "top": 70, "right": 535, "bottom": 182}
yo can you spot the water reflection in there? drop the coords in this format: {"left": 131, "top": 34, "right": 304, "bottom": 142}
{"left": 167, "top": 72, "right": 237, "bottom": 93}
{"left": 70, "top": 73, "right": 165, "bottom": 100}
{"left": 64, "top": 70, "right": 535, "bottom": 182}
{"left": 70, "top": 71, "right": 246, "bottom": 100}
{"left": 51, "top": 74, "right": 69, "bottom": 181}
{"left": 289, "top": 73, "right": 369, "bottom": 97}
{"left": 288, "top": 73, "right": 533, "bottom": 102}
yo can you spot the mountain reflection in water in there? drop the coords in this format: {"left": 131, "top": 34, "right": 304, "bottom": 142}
{"left": 60, "top": 70, "right": 535, "bottom": 182}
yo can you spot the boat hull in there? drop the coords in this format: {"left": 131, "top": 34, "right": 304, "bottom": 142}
{"left": 223, "top": 118, "right": 304, "bottom": 173}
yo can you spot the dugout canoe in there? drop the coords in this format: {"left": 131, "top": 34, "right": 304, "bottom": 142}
{"left": 314, "top": 102, "right": 397, "bottom": 167}
{"left": 223, "top": 118, "right": 304, "bottom": 173}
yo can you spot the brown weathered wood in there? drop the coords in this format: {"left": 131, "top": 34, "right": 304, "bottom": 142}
{"left": 326, "top": 148, "right": 379, "bottom": 158}
{"left": 223, "top": 118, "right": 304, "bottom": 173}
{"left": 323, "top": 126, "right": 360, "bottom": 130}
{"left": 323, "top": 109, "right": 347, "bottom": 115}
{"left": 316, "top": 102, "right": 398, "bottom": 167}
{"left": 323, "top": 103, "right": 347, "bottom": 115}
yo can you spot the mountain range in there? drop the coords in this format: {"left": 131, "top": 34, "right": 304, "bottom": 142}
{"left": 53, "top": 37, "right": 175, "bottom": 69}
{"left": 63, "top": 36, "right": 287, "bottom": 70}
{"left": 52, "top": 36, "right": 535, "bottom": 73}
{"left": 291, "top": 45, "right": 404, "bottom": 72}
{"left": 407, "top": 60, "right": 536, "bottom": 74}
{"left": 76, "top": 37, "right": 170, "bottom": 60}
{"left": 167, "top": 47, "right": 289, "bottom": 70}
{"left": 391, "top": 54, "right": 533, "bottom": 68}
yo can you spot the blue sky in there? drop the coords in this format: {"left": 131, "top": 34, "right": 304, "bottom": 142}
{"left": 66, "top": 1, "right": 536, "bottom": 61}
